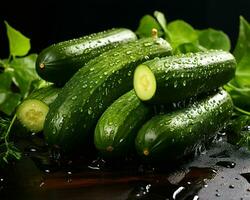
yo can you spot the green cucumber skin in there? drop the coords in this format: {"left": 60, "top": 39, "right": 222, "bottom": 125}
{"left": 94, "top": 90, "right": 151, "bottom": 157}
{"left": 135, "top": 89, "right": 233, "bottom": 161}
{"left": 28, "top": 86, "right": 61, "bottom": 105}
{"left": 44, "top": 37, "right": 172, "bottom": 152}
{"left": 140, "top": 50, "right": 236, "bottom": 104}
{"left": 36, "top": 28, "right": 137, "bottom": 85}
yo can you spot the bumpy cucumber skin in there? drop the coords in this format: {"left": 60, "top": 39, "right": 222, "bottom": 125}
{"left": 137, "top": 50, "right": 236, "bottom": 104}
{"left": 36, "top": 28, "right": 137, "bottom": 85}
{"left": 135, "top": 89, "right": 233, "bottom": 161}
{"left": 94, "top": 90, "right": 151, "bottom": 157}
{"left": 28, "top": 85, "right": 61, "bottom": 105}
{"left": 44, "top": 37, "right": 172, "bottom": 152}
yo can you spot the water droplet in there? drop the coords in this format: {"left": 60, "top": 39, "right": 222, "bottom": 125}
{"left": 144, "top": 42, "right": 153, "bottom": 47}
{"left": 119, "top": 139, "right": 124, "bottom": 143}
{"left": 216, "top": 161, "right": 236, "bottom": 168}
{"left": 229, "top": 184, "right": 235, "bottom": 189}
{"left": 88, "top": 107, "right": 93, "bottom": 115}
{"left": 98, "top": 103, "right": 103, "bottom": 109}
{"left": 174, "top": 81, "right": 178, "bottom": 88}
{"left": 82, "top": 84, "right": 87, "bottom": 88}
{"left": 183, "top": 80, "right": 186, "bottom": 86}
{"left": 39, "top": 181, "right": 45, "bottom": 187}
{"left": 215, "top": 193, "right": 221, "bottom": 197}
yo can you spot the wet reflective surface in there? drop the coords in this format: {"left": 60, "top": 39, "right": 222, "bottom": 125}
{"left": 1, "top": 133, "right": 250, "bottom": 200}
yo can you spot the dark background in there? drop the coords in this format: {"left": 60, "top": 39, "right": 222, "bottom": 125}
{"left": 1, "top": 0, "right": 250, "bottom": 57}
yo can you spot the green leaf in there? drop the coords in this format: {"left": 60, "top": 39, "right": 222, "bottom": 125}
{"left": 222, "top": 16, "right": 250, "bottom": 115}
{"left": 231, "top": 17, "right": 250, "bottom": 88}
{"left": 233, "top": 16, "right": 250, "bottom": 87}
{"left": 175, "top": 43, "right": 204, "bottom": 54}
{"left": 5, "top": 21, "right": 31, "bottom": 57}
{"left": 136, "top": 15, "right": 163, "bottom": 38}
{"left": 167, "top": 20, "right": 199, "bottom": 50}
{"left": 11, "top": 54, "right": 39, "bottom": 97}
{"left": 0, "top": 71, "right": 12, "bottom": 90}
{"left": 0, "top": 90, "right": 21, "bottom": 115}
{"left": 153, "top": 11, "right": 171, "bottom": 42}
{"left": 197, "top": 28, "right": 231, "bottom": 51}
{"left": 233, "top": 16, "right": 250, "bottom": 62}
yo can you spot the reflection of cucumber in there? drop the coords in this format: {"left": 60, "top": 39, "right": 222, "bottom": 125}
{"left": 94, "top": 90, "right": 151, "bottom": 157}
{"left": 44, "top": 37, "right": 172, "bottom": 152}
{"left": 135, "top": 90, "right": 233, "bottom": 161}
{"left": 133, "top": 50, "right": 236, "bottom": 103}
{"left": 36, "top": 28, "right": 137, "bottom": 85}
{"left": 16, "top": 86, "right": 60, "bottom": 133}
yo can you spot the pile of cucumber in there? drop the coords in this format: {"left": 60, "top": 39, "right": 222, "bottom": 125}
{"left": 16, "top": 27, "right": 236, "bottom": 162}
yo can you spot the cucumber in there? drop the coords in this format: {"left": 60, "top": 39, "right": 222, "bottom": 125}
{"left": 135, "top": 89, "right": 233, "bottom": 161}
{"left": 133, "top": 50, "right": 236, "bottom": 103}
{"left": 44, "top": 37, "right": 172, "bottom": 152}
{"left": 36, "top": 28, "right": 137, "bottom": 85}
{"left": 94, "top": 90, "right": 151, "bottom": 157}
{"left": 16, "top": 86, "right": 60, "bottom": 133}
{"left": 28, "top": 86, "right": 61, "bottom": 105}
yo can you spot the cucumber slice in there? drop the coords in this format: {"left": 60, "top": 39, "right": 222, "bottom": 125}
{"left": 133, "top": 64, "right": 156, "bottom": 101}
{"left": 16, "top": 99, "right": 49, "bottom": 133}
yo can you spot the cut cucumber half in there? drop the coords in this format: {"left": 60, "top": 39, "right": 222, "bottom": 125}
{"left": 16, "top": 99, "right": 49, "bottom": 133}
{"left": 133, "top": 50, "right": 236, "bottom": 104}
{"left": 133, "top": 64, "right": 156, "bottom": 101}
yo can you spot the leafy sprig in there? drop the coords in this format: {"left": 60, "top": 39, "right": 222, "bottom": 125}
{"left": 0, "top": 21, "right": 40, "bottom": 165}
{"left": 0, "top": 115, "right": 21, "bottom": 166}
{"left": 136, "top": 11, "right": 230, "bottom": 53}
{"left": 0, "top": 21, "right": 39, "bottom": 116}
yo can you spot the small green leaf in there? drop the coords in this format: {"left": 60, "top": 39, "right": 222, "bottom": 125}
{"left": 234, "top": 16, "right": 250, "bottom": 62}
{"left": 153, "top": 11, "right": 171, "bottom": 42}
{"left": 11, "top": 54, "right": 39, "bottom": 97}
{"left": 231, "top": 16, "right": 250, "bottom": 88}
{"left": 5, "top": 21, "right": 31, "bottom": 57}
{"left": 167, "top": 20, "right": 199, "bottom": 49}
{"left": 222, "top": 16, "right": 250, "bottom": 115}
{"left": 0, "top": 71, "right": 12, "bottom": 90}
{"left": 175, "top": 43, "right": 204, "bottom": 54}
{"left": 197, "top": 28, "right": 231, "bottom": 51}
{"left": 136, "top": 15, "right": 163, "bottom": 38}
{"left": 0, "top": 90, "right": 21, "bottom": 115}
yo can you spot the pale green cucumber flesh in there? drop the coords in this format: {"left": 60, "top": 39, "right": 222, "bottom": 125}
{"left": 16, "top": 99, "right": 49, "bottom": 133}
